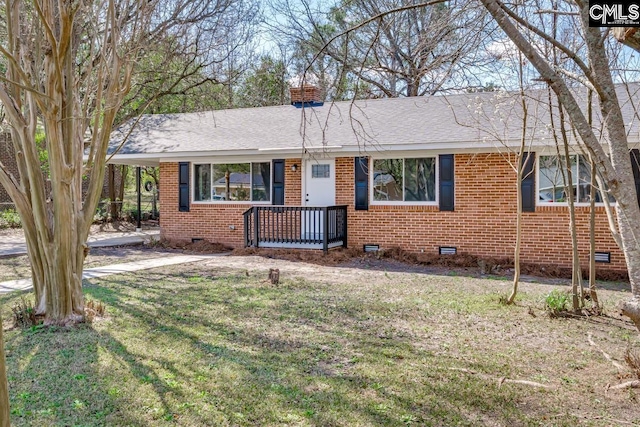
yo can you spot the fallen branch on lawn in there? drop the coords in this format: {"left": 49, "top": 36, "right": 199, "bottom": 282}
{"left": 606, "top": 380, "right": 640, "bottom": 391}
{"left": 587, "top": 332, "right": 625, "bottom": 372}
{"left": 449, "top": 368, "right": 554, "bottom": 389}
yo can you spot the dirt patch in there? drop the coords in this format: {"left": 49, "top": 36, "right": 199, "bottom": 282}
{"left": 229, "top": 246, "right": 629, "bottom": 283}
{"left": 232, "top": 246, "right": 363, "bottom": 265}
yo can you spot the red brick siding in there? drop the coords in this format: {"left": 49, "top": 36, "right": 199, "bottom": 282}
{"left": 160, "top": 162, "right": 248, "bottom": 245}
{"left": 160, "top": 154, "right": 625, "bottom": 271}
{"left": 284, "top": 159, "right": 302, "bottom": 205}
{"left": 341, "top": 154, "right": 623, "bottom": 272}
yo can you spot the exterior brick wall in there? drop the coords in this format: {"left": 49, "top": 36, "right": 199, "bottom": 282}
{"left": 160, "top": 162, "right": 248, "bottom": 245}
{"left": 284, "top": 158, "right": 302, "bottom": 205}
{"left": 342, "top": 154, "right": 624, "bottom": 272}
{"left": 159, "top": 154, "right": 625, "bottom": 272}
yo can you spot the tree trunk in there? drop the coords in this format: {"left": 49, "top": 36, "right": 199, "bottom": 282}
{"left": 507, "top": 57, "right": 528, "bottom": 305}
{"left": 589, "top": 156, "right": 600, "bottom": 313}
{"left": 479, "top": 0, "right": 640, "bottom": 330}
{"left": 508, "top": 154, "right": 523, "bottom": 305}
{"left": 618, "top": 212, "right": 640, "bottom": 329}
{"left": 0, "top": 315, "right": 10, "bottom": 427}
{"left": 21, "top": 169, "right": 87, "bottom": 324}
{"left": 559, "top": 116, "right": 583, "bottom": 311}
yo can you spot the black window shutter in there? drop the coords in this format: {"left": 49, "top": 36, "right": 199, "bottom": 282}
{"left": 439, "top": 154, "right": 454, "bottom": 211}
{"left": 631, "top": 149, "right": 640, "bottom": 207}
{"left": 355, "top": 157, "right": 369, "bottom": 210}
{"left": 521, "top": 152, "right": 536, "bottom": 212}
{"left": 178, "top": 162, "right": 190, "bottom": 212}
{"left": 272, "top": 159, "right": 285, "bottom": 205}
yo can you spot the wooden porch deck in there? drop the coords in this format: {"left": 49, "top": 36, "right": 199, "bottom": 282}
{"left": 243, "top": 205, "right": 348, "bottom": 253}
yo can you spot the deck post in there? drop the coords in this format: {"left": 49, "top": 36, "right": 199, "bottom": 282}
{"left": 342, "top": 206, "right": 348, "bottom": 248}
{"left": 136, "top": 166, "right": 142, "bottom": 232}
{"left": 243, "top": 209, "right": 250, "bottom": 247}
{"left": 253, "top": 206, "right": 260, "bottom": 248}
{"left": 322, "top": 207, "right": 329, "bottom": 254}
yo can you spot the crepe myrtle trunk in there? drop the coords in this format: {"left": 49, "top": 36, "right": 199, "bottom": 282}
{"left": 16, "top": 141, "right": 90, "bottom": 325}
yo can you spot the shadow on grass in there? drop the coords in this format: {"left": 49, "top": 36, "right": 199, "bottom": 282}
{"left": 82, "top": 272, "right": 529, "bottom": 426}
{"left": 0, "top": 268, "right": 552, "bottom": 426}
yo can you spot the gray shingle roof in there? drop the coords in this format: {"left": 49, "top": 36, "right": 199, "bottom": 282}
{"left": 108, "top": 84, "right": 640, "bottom": 164}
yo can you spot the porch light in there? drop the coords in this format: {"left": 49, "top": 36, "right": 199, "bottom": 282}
{"left": 291, "top": 164, "right": 298, "bottom": 172}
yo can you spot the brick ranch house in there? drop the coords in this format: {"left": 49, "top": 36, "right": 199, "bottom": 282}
{"left": 108, "top": 85, "right": 640, "bottom": 273}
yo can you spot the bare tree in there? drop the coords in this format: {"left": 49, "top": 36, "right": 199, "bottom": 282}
{"left": 457, "top": 89, "right": 542, "bottom": 304}
{"left": 104, "top": 1, "right": 260, "bottom": 220}
{"left": 613, "top": 27, "right": 640, "bottom": 51}
{"left": 269, "top": 0, "right": 495, "bottom": 98}
{"left": 0, "top": 0, "right": 247, "bottom": 325}
{"left": 478, "top": 0, "right": 640, "bottom": 329}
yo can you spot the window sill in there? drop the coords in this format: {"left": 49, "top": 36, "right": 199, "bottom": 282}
{"left": 370, "top": 201, "right": 438, "bottom": 206}
{"left": 536, "top": 202, "right": 614, "bottom": 211}
{"left": 192, "top": 201, "right": 271, "bottom": 205}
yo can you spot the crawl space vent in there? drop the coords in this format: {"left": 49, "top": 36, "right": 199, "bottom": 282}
{"left": 594, "top": 251, "right": 611, "bottom": 263}
{"left": 363, "top": 244, "right": 380, "bottom": 253}
{"left": 439, "top": 246, "right": 457, "bottom": 255}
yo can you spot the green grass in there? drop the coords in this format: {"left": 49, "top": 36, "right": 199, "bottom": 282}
{"left": 0, "top": 261, "right": 638, "bottom": 426}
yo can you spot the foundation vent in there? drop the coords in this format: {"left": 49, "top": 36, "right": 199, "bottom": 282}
{"left": 439, "top": 246, "right": 457, "bottom": 255}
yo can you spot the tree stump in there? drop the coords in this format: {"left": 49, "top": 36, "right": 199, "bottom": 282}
{"left": 269, "top": 268, "right": 280, "bottom": 285}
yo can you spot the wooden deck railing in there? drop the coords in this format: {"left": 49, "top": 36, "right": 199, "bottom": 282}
{"left": 243, "top": 205, "right": 348, "bottom": 253}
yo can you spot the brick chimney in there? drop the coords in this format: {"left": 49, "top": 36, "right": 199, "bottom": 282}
{"left": 289, "top": 85, "right": 324, "bottom": 107}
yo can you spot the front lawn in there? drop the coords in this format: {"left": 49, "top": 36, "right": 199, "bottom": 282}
{"left": 0, "top": 256, "right": 638, "bottom": 426}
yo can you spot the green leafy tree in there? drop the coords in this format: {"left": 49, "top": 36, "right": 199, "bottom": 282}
{"left": 236, "top": 56, "right": 290, "bottom": 107}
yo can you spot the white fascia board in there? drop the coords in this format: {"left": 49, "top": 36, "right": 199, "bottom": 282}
{"left": 107, "top": 138, "right": 640, "bottom": 165}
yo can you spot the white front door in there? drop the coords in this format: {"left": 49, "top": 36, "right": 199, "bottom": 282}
{"left": 303, "top": 159, "right": 336, "bottom": 240}
{"left": 304, "top": 159, "right": 336, "bottom": 206}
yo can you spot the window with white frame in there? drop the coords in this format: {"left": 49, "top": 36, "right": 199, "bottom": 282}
{"left": 538, "top": 154, "right": 613, "bottom": 204}
{"left": 372, "top": 157, "right": 436, "bottom": 202}
{"left": 194, "top": 162, "right": 271, "bottom": 202}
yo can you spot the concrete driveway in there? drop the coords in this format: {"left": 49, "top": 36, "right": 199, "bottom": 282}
{"left": 0, "top": 229, "right": 160, "bottom": 257}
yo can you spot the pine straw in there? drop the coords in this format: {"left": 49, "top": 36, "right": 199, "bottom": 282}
{"left": 232, "top": 246, "right": 363, "bottom": 265}
{"left": 149, "top": 239, "right": 233, "bottom": 253}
